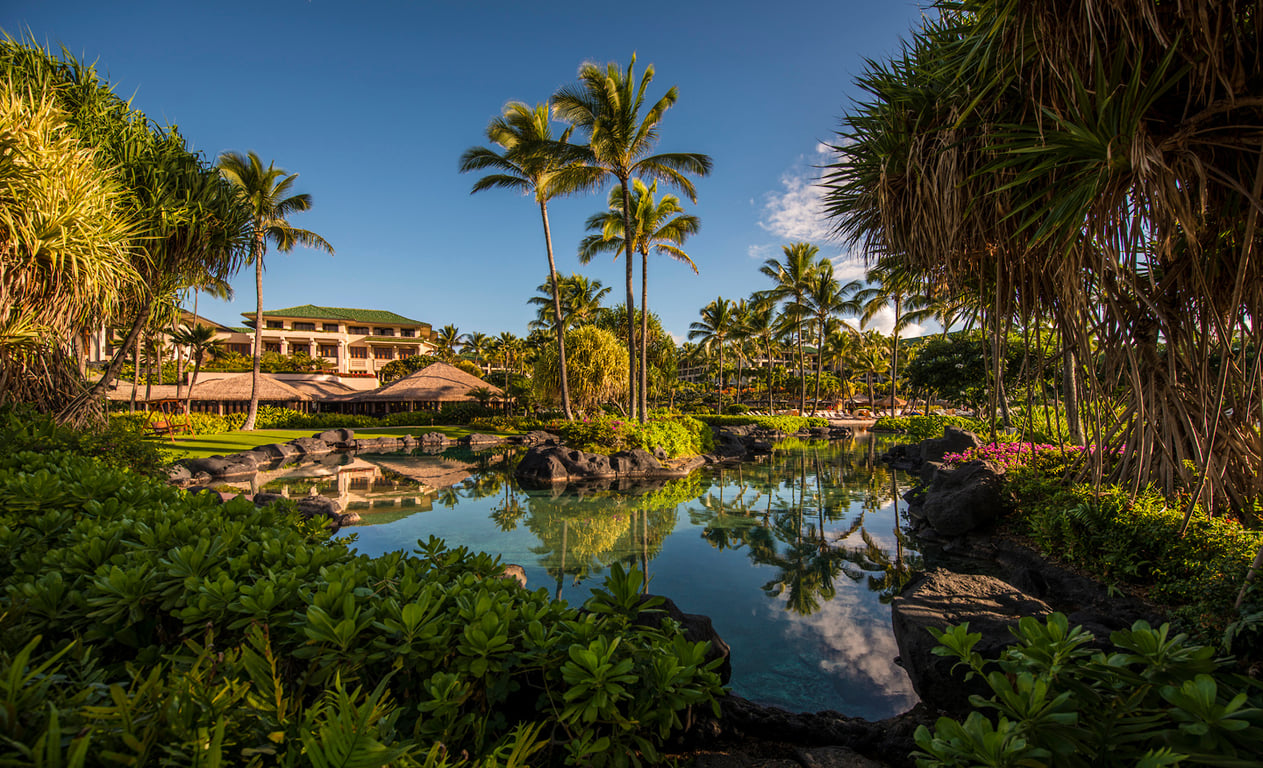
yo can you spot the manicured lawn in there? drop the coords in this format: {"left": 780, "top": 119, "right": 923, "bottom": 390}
{"left": 153, "top": 426, "right": 505, "bottom": 460}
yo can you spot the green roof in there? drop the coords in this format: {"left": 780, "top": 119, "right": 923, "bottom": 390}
{"left": 250, "top": 305, "right": 429, "bottom": 327}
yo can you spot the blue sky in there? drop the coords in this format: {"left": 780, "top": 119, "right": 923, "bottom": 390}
{"left": 5, "top": 0, "right": 930, "bottom": 342}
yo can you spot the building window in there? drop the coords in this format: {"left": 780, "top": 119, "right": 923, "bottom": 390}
{"left": 349, "top": 326, "right": 369, "bottom": 335}
{"left": 400, "top": 347, "right": 416, "bottom": 357}
{"left": 349, "top": 346, "right": 367, "bottom": 359}
{"left": 229, "top": 343, "right": 251, "bottom": 355}
{"left": 322, "top": 323, "right": 339, "bottom": 332}
{"left": 264, "top": 343, "right": 281, "bottom": 354}
{"left": 319, "top": 344, "right": 338, "bottom": 358}
{"left": 373, "top": 327, "right": 395, "bottom": 337}
{"left": 373, "top": 347, "right": 394, "bottom": 360}
{"left": 293, "top": 322, "right": 316, "bottom": 331}
{"left": 265, "top": 320, "right": 284, "bottom": 329}
{"left": 401, "top": 328, "right": 415, "bottom": 338}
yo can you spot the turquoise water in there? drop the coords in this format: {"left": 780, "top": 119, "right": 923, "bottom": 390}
{"left": 259, "top": 434, "right": 920, "bottom": 719}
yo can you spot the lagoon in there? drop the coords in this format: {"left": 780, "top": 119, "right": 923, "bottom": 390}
{"left": 258, "top": 434, "right": 920, "bottom": 719}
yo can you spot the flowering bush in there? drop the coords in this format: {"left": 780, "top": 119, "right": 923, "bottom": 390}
{"left": 941, "top": 441, "right": 1078, "bottom": 471}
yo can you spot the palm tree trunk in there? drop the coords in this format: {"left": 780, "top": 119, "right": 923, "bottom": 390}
{"left": 1064, "top": 346, "right": 1082, "bottom": 444}
{"left": 797, "top": 324, "right": 806, "bottom": 415}
{"left": 814, "top": 320, "right": 824, "bottom": 414}
{"left": 766, "top": 338, "right": 775, "bottom": 414}
{"left": 540, "top": 201, "right": 574, "bottom": 420}
{"left": 144, "top": 336, "right": 153, "bottom": 403}
{"left": 243, "top": 242, "right": 264, "bottom": 431}
{"left": 620, "top": 177, "right": 638, "bottom": 421}
{"left": 717, "top": 342, "right": 725, "bottom": 415}
{"left": 640, "top": 247, "right": 649, "bottom": 422}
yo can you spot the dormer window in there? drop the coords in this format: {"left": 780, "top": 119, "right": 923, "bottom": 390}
{"left": 373, "top": 328, "right": 395, "bottom": 337}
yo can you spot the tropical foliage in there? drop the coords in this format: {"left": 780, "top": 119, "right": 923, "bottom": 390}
{"left": 532, "top": 325, "right": 629, "bottom": 417}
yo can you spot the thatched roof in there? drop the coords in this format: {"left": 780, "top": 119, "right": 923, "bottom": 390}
{"left": 184, "top": 373, "right": 311, "bottom": 402}
{"left": 106, "top": 384, "right": 180, "bottom": 401}
{"left": 353, "top": 361, "right": 501, "bottom": 402}
{"left": 284, "top": 378, "right": 360, "bottom": 400}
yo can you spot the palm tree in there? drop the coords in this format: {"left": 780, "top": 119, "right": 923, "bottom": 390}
{"left": 760, "top": 243, "right": 823, "bottom": 415}
{"left": 853, "top": 332, "right": 889, "bottom": 414}
{"left": 460, "top": 102, "right": 599, "bottom": 421}
{"left": 855, "top": 262, "right": 929, "bottom": 417}
{"left": 553, "top": 54, "right": 713, "bottom": 421}
{"left": 169, "top": 324, "right": 222, "bottom": 414}
{"left": 462, "top": 331, "right": 491, "bottom": 369}
{"left": 688, "top": 297, "right": 734, "bottom": 415}
{"left": 806, "top": 266, "right": 861, "bottom": 413}
{"left": 527, "top": 273, "right": 610, "bottom": 332}
{"left": 579, "top": 179, "right": 700, "bottom": 422}
{"left": 434, "top": 324, "right": 462, "bottom": 361}
{"left": 745, "top": 295, "right": 781, "bottom": 413}
{"left": 218, "top": 150, "right": 332, "bottom": 431}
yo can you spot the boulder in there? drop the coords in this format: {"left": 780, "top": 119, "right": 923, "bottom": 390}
{"left": 515, "top": 445, "right": 613, "bottom": 485}
{"left": 184, "top": 455, "right": 256, "bottom": 479}
{"left": 316, "top": 428, "right": 355, "bottom": 447}
{"left": 891, "top": 569, "right": 1051, "bottom": 714}
{"left": 237, "top": 450, "right": 274, "bottom": 468}
{"left": 338, "top": 510, "right": 362, "bottom": 526}
{"left": 518, "top": 430, "right": 560, "bottom": 446}
{"left": 608, "top": 448, "right": 664, "bottom": 476}
{"left": 167, "top": 464, "right": 192, "bottom": 485}
{"left": 257, "top": 442, "right": 300, "bottom": 461}
{"left": 419, "top": 432, "right": 450, "bottom": 444}
{"left": 461, "top": 432, "right": 504, "bottom": 446}
{"left": 295, "top": 495, "right": 342, "bottom": 521}
{"left": 500, "top": 564, "right": 527, "bottom": 588}
{"left": 919, "top": 427, "right": 982, "bottom": 465}
{"left": 287, "top": 437, "right": 333, "bottom": 455}
{"left": 919, "top": 460, "right": 1007, "bottom": 537}
{"left": 253, "top": 491, "right": 287, "bottom": 506}
{"left": 635, "top": 595, "right": 732, "bottom": 685}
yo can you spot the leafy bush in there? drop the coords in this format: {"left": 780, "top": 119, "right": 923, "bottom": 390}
{"left": 914, "top": 613, "right": 1263, "bottom": 767}
{"left": 1009, "top": 471, "right": 1263, "bottom": 641}
{"left": 528, "top": 415, "right": 713, "bottom": 458}
{"left": 724, "top": 403, "right": 751, "bottom": 415}
{"left": 0, "top": 444, "right": 724, "bottom": 766}
{"left": 872, "top": 414, "right": 989, "bottom": 441}
{"left": 5, "top": 406, "right": 168, "bottom": 477}
{"left": 693, "top": 414, "right": 828, "bottom": 433}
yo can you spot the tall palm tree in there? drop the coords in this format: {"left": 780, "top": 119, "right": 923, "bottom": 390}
{"left": 218, "top": 150, "right": 332, "bottom": 431}
{"left": 579, "top": 179, "right": 700, "bottom": 421}
{"left": 460, "top": 102, "right": 599, "bottom": 420}
{"left": 746, "top": 295, "right": 781, "bottom": 413}
{"left": 688, "top": 297, "right": 734, "bottom": 415}
{"left": 760, "top": 243, "right": 823, "bottom": 415}
{"left": 855, "top": 261, "right": 929, "bottom": 417}
{"left": 853, "top": 331, "right": 889, "bottom": 414}
{"left": 728, "top": 299, "right": 753, "bottom": 409}
{"left": 553, "top": 54, "right": 713, "bottom": 421}
{"left": 806, "top": 266, "right": 861, "bottom": 413}
{"left": 169, "top": 323, "right": 222, "bottom": 414}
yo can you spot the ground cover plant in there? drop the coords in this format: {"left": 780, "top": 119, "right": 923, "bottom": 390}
{"left": 914, "top": 613, "right": 1263, "bottom": 767}
{"left": 691, "top": 414, "right": 827, "bottom": 434}
{"left": 0, "top": 411, "right": 725, "bottom": 766}
{"left": 520, "top": 414, "right": 713, "bottom": 459}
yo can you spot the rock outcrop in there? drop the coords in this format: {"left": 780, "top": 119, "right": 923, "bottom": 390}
{"left": 908, "top": 460, "right": 1007, "bottom": 538}
{"left": 891, "top": 568, "right": 1052, "bottom": 714}
{"left": 635, "top": 595, "right": 733, "bottom": 685}
{"left": 514, "top": 444, "right": 698, "bottom": 487}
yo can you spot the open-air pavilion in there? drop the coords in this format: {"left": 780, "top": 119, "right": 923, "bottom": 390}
{"left": 340, "top": 361, "right": 503, "bottom": 416}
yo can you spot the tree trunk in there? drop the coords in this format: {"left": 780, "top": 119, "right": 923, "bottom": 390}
{"left": 767, "top": 338, "right": 775, "bottom": 413}
{"left": 540, "top": 201, "right": 574, "bottom": 420}
{"left": 1064, "top": 346, "right": 1083, "bottom": 444}
{"left": 243, "top": 240, "right": 264, "bottom": 431}
{"left": 717, "top": 341, "right": 725, "bottom": 415}
{"left": 891, "top": 296, "right": 901, "bottom": 416}
{"left": 640, "top": 246, "right": 649, "bottom": 422}
{"left": 797, "top": 322, "right": 806, "bottom": 415}
{"left": 620, "top": 176, "right": 638, "bottom": 421}
{"left": 813, "top": 320, "right": 824, "bottom": 415}
{"left": 130, "top": 332, "right": 141, "bottom": 412}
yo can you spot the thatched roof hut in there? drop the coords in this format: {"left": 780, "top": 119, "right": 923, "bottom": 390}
{"left": 347, "top": 362, "right": 502, "bottom": 413}
{"left": 183, "top": 373, "right": 312, "bottom": 414}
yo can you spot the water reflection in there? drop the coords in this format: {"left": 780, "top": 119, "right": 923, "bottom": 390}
{"left": 247, "top": 433, "right": 919, "bottom": 717}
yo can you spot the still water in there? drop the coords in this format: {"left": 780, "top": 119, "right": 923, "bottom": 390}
{"left": 254, "top": 434, "right": 920, "bottom": 719}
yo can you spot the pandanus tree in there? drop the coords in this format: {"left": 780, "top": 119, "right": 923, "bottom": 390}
{"left": 823, "top": 0, "right": 1263, "bottom": 522}
{"left": 218, "top": 150, "right": 332, "bottom": 431}
{"left": 553, "top": 54, "right": 712, "bottom": 421}
{"left": 579, "top": 178, "right": 700, "bottom": 421}
{"left": 689, "top": 297, "right": 735, "bottom": 415}
{"left": 460, "top": 102, "right": 600, "bottom": 420}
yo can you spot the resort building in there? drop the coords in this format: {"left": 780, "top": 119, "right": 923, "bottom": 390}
{"left": 238, "top": 305, "right": 438, "bottom": 377}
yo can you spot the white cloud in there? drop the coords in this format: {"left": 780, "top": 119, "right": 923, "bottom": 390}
{"left": 758, "top": 166, "right": 832, "bottom": 243}
{"left": 861, "top": 306, "right": 928, "bottom": 339}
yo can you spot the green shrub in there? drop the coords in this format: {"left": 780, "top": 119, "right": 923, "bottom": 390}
{"left": 914, "top": 613, "right": 1263, "bottom": 767}
{"left": 693, "top": 414, "right": 828, "bottom": 433}
{"left": 0, "top": 442, "right": 724, "bottom": 766}
{"left": 1009, "top": 471, "right": 1262, "bottom": 640}
{"left": 724, "top": 403, "right": 751, "bottom": 415}
{"left": 5, "top": 406, "right": 168, "bottom": 478}
{"left": 872, "top": 414, "right": 989, "bottom": 441}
